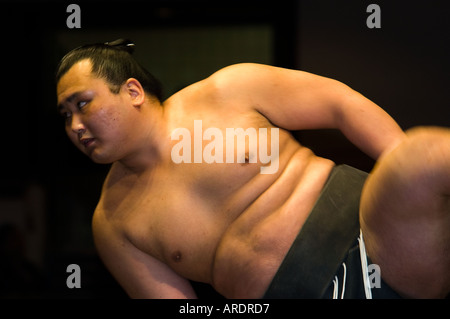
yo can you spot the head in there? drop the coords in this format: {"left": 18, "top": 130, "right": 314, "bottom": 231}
{"left": 56, "top": 39, "right": 163, "bottom": 164}
{"left": 56, "top": 39, "right": 163, "bottom": 101}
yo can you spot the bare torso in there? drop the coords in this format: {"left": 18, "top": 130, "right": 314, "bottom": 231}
{"left": 95, "top": 78, "right": 335, "bottom": 298}
{"left": 63, "top": 61, "right": 444, "bottom": 299}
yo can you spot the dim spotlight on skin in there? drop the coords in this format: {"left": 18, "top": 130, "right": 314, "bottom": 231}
{"left": 56, "top": 40, "right": 450, "bottom": 299}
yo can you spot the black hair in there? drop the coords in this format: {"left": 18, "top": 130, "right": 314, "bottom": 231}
{"left": 56, "top": 39, "right": 163, "bottom": 102}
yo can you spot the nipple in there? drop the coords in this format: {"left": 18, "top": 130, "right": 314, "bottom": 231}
{"left": 241, "top": 154, "right": 250, "bottom": 164}
{"left": 172, "top": 251, "right": 182, "bottom": 263}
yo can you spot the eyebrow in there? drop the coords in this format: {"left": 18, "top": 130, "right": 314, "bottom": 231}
{"left": 57, "top": 91, "right": 83, "bottom": 113}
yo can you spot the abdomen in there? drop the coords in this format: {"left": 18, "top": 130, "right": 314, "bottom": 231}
{"left": 212, "top": 144, "right": 334, "bottom": 298}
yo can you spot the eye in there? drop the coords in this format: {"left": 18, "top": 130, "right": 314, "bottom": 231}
{"left": 60, "top": 111, "right": 72, "bottom": 123}
{"left": 77, "top": 101, "right": 88, "bottom": 109}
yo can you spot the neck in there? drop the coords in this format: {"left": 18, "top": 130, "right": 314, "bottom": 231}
{"left": 117, "top": 101, "right": 169, "bottom": 174}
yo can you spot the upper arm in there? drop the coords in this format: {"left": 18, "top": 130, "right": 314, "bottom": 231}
{"left": 211, "top": 63, "right": 348, "bottom": 131}
{"left": 92, "top": 212, "right": 197, "bottom": 299}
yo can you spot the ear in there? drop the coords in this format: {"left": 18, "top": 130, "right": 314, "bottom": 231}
{"left": 123, "top": 78, "right": 145, "bottom": 107}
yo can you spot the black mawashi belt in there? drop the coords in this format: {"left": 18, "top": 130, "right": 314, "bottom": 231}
{"left": 263, "top": 165, "right": 368, "bottom": 299}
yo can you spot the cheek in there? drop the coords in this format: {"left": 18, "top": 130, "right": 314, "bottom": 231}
{"left": 89, "top": 105, "right": 128, "bottom": 140}
{"left": 88, "top": 106, "right": 116, "bottom": 129}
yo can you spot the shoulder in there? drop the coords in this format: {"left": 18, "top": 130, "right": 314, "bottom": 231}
{"left": 166, "top": 64, "right": 272, "bottom": 108}
{"left": 211, "top": 62, "right": 269, "bottom": 75}
{"left": 209, "top": 63, "right": 336, "bottom": 89}
{"left": 92, "top": 164, "right": 132, "bottom": 237}
{"left": 92, "top": 186, "right": 119, "bottom": 241}
{"left": 194, "top": 63, "right": 279, "bottom": 103}
{"left": 190, "top": 63, "right": 273, "bottom": 91}
{"left": 92, "top": 203, "right": 118, "bottom": 262}
{"left": 204, "top": 63, "right": 312, "bottom": 100}
{"left": 207, "top": 63, "right": 276, "bottom": 85}
{"left": 95, "top": 165, "right": 123, "bottom": 214}
{"left": 92, "top": 197, "right": 131, "bottom": 267}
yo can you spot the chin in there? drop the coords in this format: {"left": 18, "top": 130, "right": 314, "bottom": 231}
{"left": 91, "top": 158, "right": 114, "bottom": 165}
{"left": 89, "top": 150, "right": 117, "bottom": 165}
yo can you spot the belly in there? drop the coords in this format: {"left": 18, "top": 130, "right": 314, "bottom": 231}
{"left": 211, "top": 148, "right": 334, "bottom": 298}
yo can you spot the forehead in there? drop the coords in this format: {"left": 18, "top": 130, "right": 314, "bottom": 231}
{"left": 57, "top": 60, "right": 102, "bottom": 104}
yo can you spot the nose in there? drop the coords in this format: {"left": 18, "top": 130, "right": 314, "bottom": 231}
{"left": 70, "top": 114, "right": 86, "bottom": 135}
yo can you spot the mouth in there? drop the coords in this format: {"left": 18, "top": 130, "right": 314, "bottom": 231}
{"left": 80, "top": 138, "right": 95, "bottom": 148}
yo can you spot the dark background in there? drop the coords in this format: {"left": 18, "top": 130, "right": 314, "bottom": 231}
{"left": 0, "top": 0, "right": 448, "bottom": 299}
